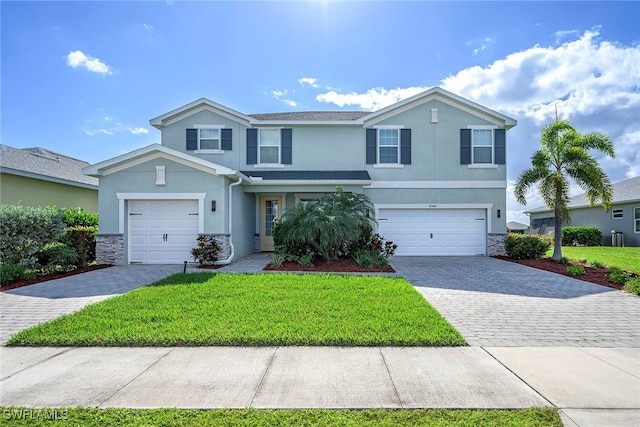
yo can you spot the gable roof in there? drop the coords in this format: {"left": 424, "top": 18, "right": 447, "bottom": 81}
{"left": 149, "top": 86, "right": 516, "bottom": 129}
{"left": 0, "top": 144, "right": 98, "bottom": 189}
{"left": 82, "top": 144, "right": 248, "bottom": 181}
{"left": 527, "top": 176, "right": 640, "bottom": 214}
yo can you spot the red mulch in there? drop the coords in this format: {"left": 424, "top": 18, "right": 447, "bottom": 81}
{"left": 1, "top": 264, "right": 112, "bottom": 292}
{"left": 493, "top": 255, "right": 626, "bottom": 290}
{"left": 264, "top": 258, "right": 395, "bottom": 273}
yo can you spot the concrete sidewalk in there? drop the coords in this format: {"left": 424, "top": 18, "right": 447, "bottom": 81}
{"left": 1, "top": 346, "right": 638, "bottom": 425}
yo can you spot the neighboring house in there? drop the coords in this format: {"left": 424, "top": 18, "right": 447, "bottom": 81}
{"left": 83, "top": 87, "right": 517, "bottom": 265}
{"left": 0, "top": 145, "right": 98, "bottom": 212}
{"left": 527, "top": 176, "right": 640, "bottom": 247}
{"left": 507, "top": 221, "right": 529, "bottom": 234}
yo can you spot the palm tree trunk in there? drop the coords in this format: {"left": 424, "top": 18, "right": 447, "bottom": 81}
{"left": 552, "top": 205, "right": 563, "bottom": 261}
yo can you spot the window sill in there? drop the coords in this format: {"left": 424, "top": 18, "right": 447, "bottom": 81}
{"left": 468, "top": 164, "right": 498, "bottom": 169}
{"left": 195, "top": 149, "right": 224, "bottom": 154}
{"left": 253, "top": 164, "right": 285, "bottom": 169}
{"left": 373, "top": 164, "right": 404, "bottom": 169}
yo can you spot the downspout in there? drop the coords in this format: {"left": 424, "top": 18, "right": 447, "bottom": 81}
{"left": 215, "top": 177, "right": 243, "bottom": 265}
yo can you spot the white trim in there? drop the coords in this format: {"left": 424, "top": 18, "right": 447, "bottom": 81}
{"left": 254, "top": 120, "right": 361, "bottom": 126}
{"left": 194, "top": 149, "right": 224, "bottom": 154}
{"left": 373, "top": 164, "right": 404, "bottom": 169}
{"left": 468, "top": 164, "right": 498, "bottom": 169}
{"left": 193, "top": 124, "right": 225, "bottom": 129}
{"left": 249, "top": 179, "right": 372, "bottom": 186}
{"left": 430, "top": 108, "right": 438, "bottom": 123}
{"left": 470, "top": 128, "right": 495, "bottom": 165}
{"left": 634, "top": 207, "right": 640, "bottom": 234}
{"left": 253, "top": 164, "right": 285, "bottom": 169}
{"left": 155, "top": 166, "right": 166, "bottom": 185}
{"left": 373, "top": 125, "right": 405, "bottom": 129}
{"left": 611, "top": 208, "right": 624, "bottom": 220}
{"left": 365, "top": 180, "right": 507, "bottom": 189}
{"left": 466, "top": 125, "right": 499, "bottom": 129}
{"left": 116, "top": 192, "right": 206, "bottom": 234}
{"left": 149, "top": 98, "right": 254, "bottom": 129}
{"left": 257, "top": 128, "right": 281, "bottom": 165}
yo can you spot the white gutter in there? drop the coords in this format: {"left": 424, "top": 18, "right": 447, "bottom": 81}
{"left": 215, "top": 177, "right": 243, "bottom": 265}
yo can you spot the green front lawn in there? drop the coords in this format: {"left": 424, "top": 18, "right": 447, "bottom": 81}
{"left": 547, "top": 246, "right": 640, "bottom": 274}
{"left": 7, "top": 273, "right": 465, "bottom": 347}
{"left": 0, "top": 407, "right": 562, "bottom": 426}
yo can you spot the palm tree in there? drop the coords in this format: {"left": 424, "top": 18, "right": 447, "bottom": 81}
{"left": 514, "top": 119, "right": 615, "bottom": 261}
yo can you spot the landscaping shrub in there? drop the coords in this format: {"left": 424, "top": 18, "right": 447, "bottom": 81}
{"left": 190, "top": 235, "right": 222, "bottom": 265}
{"left": 0, "top": 204, "right": 65, "bottom": 267}
{"left": 624, "top": 278, "right": 640, "bottom": 295}
{"left": 60, "top": 225, "right": 98, "bottom": 267}
{"left": 504, "top": 233, "right": 552, "bottom": 260}
{"left": 36, "top": 242, "right": 79, "bottom": 272}
{"left": 60, "top": 207, "right": 98, "bottom": 227}
{"left": 561, "top": 226, "right": 602, "bottom": 246}
{"left": 353, "top": 248, "right": 389, "bottom": 269}
{"left": 588, "top": 260, "right": 604, "bottom": 269}
{"left": 566, "top": 265, "right": 585, "bottom": 276}
{"left": 1, "top": 263, "right": 31, "bottom": 285}
{"left": 608, "top": 267, "right": 631, "bottom": 285}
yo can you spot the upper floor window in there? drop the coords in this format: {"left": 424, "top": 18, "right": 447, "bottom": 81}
{"left": 472, "top": 129, "right": 493, "bottom": 164}
{"left": 612, "top": 208, "right": 624, "bottom": 219}
{"left": 198, "top": 128, "right": 220, "bottom": 150}
{"left": 634, "top": 207, "right": 640, "bottom": 234}
{"left": 259, "top": 129, "right": 280, "bottom": 164}
{"left": 460, "top": 127, "right": 505, "bottom": 166}
{"left": 378, "top": 129, "right": 400, "bottom": 164}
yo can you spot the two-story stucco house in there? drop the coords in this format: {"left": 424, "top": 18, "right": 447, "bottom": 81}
{"left": 84, "top": 87, "right": 517, "bottom": 265}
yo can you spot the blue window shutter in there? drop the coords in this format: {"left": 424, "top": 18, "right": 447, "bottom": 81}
{"left": 460, "top": 129, "right": 471, "bottom": 164}
{"left": 366, "top": 128, "right": 376, "bottom": 164}
{"left": 400, "top": 129, "right": 411, "bottom": 165}
{"left": 221, "top": 128, "right": 232, "bottom": 151}
{"left": 281, "top": 128, "right": 292, "bottom": 165}
{"left": 186, "top": 129, "right": 198, "bottom": 151}
{"left": 247, "top": 129, "right": 257, "bottom": 164}
{"left": 494, "top": 129, "right": 506, "bottom": 165}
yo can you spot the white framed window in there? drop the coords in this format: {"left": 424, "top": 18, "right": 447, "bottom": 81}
{"left": 378, "top": 128, "right": 399, "bottom": 164}
{"left": 635, "top": 207, "right": 640, "bottom": 234}
{"left": 259, "top": 128, "right": 280, "bottom": 165}
{"left": 198, "top": 128, "right": 220, "bottom": 150}
{"left": 472, "top": 129, "right": 493, "bottom": 164}
{"left": 612, "top": 208, "right": 624, "bottom": 219}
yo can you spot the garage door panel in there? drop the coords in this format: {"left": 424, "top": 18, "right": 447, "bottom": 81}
{"left": 378, "top": 208, "right": 486, "bottom": 256}
{"left": 129, "top": 200, "right": 199, "bottom": 264}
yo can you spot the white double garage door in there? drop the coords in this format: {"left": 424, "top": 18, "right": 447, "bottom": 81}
{"left": 128, "top": 201, "right": 199, "bottom": 264}
{"left": 377, "top": 208, "right": 487, "bottom": 256}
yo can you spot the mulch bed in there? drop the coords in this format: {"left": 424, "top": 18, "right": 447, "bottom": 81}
{"left": 1, "top": 264, "right": 112, "bottom": 292}
{"left": 493, "top": 255, "right": 625, "bottom": 290}
{"left": 264, "top": 258, "right": 395, "bottom": 273}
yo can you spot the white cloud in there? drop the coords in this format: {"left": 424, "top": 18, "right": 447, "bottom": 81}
{"left": 272, "top": 89, "right": 297, "bottom": 107}
{"left": 128, "top": 127, "right": 149, "bottom": 135}
{"left": 282, "top": 99, "right": 298, "bottom": 107}
{"left": 66, "top": 50, "right": 113, "bottom": 75}
{"left": 316, "top": 86, "right": 427, "bottom": 111}
{"left": 143, "top": 23, "right": 154, "bottom": 32}
{"left": 468, "top": 37, "right": 493, "bottom": 56}
{"left": 85, "top": 129, "right": 113, "bottom": 136}
{"left": 272, "top": 90, "right": 288, "bottom": 98}
{"left": 299, "top": 77, "right": 319, "bottom": 88}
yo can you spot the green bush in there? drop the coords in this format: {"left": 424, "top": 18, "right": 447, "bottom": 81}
{"left": 562, "top": 226, "right": 602, "bottom": 246}
{"left": 505, "top": 234, "right": 552, "bottom": 260}
{"left": 60, "top": 207, "right": 98, "bottom": 227}
{"left": 588, "top": 260, "right": 604, "bottom": 269}
{"left": 0, "top": 204, "right": 65, "bottom": 267}
{"left": 623, "top": 278, "right": 640, "bottom": 295}
{"left": 190, "top": 235, "right": 222, "bottom": 265}
{"left": 36, "top": 242, "right": 79, "bottom": 271}
{"left": 608, "top": 267, "right": 631, "bottom": 285}
{"left": 1, "top": 263, "right": 28, "bottom": 285}
{"left": 566, "top": 265, "right": 585, "bottom": 276}
{"left": 353, "top": 249, "right": 389, "bottom": 269}
{"left": 60, "top": 225, "right": 98, "bottom": 267}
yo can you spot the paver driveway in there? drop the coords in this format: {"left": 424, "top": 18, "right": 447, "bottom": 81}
{"left": 392, "top": 256, "right": 640, "bottom": 347}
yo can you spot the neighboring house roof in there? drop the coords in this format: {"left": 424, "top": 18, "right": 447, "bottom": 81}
{"left": 149, "top": 86, "right": 517, "bottom": 130}
{"left": 240, "top": 170, "right": 371, "bottom": 181}
{"left": 507, "top": 221, "right": 529, "bottom": 231}
{"left": 83, "top": 144, "right": 247, "bottom": 180}
{"left": 526, "top": 176, "right": 640, "bottom": 214}
{"left": 0, "top": 144, "right": 98, "bottom": 189}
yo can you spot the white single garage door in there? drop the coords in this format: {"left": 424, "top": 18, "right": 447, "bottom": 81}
{"left": 378, "top": 209, "right": 487, "bottom": 256}
{"left": 129, "top": 201, "right": 199, "bottom": 263}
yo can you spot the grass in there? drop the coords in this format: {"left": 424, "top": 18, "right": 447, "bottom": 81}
{"left": 7, "top": 273, "right": 465, "bottom": 347}
{"left": 546, "top": 246, "right": 640, "bottom": 274}
{"left": 0, "top": 407, "right": 563, "bottom": 426}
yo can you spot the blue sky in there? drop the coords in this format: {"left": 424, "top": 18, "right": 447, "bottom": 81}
{"left": 2, "top": 1, "right": 639, "bottom": 222}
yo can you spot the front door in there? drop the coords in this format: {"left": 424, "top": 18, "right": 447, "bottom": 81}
{"left": 260, "top": 195, "right": 282, "bottom": 251}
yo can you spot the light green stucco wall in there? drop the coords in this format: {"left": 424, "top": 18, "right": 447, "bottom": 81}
{"left": 0, "top": 173, "right": 98, "bottom": 212}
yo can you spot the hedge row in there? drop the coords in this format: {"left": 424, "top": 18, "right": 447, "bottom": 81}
{"left": 561, "top": 226, "right": 602, "bottom": 246}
